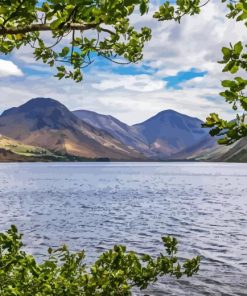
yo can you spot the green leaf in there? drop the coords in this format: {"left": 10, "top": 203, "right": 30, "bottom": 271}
{"left": 222, "top": 60, "right": 235, "bottom": 72}
{"left": 233, "top": 41, "right": 243, "bottom": 55}
{"left": 222, "top": 47, "right": 231, "bottom": 61}
{"left": 140, "top": 0, "right": 148, "bottom": 15}
{"left": 0, "top": 7, "right": 8, "bottom": 14}
{"left": 230, "top": 64, "right": 239, "bottom": 73}
{"left": 60, "top": 47, "right": 70, "bottom": 57}
{"left": 221, "top": 80, "right": 235, "bottom": 87}
{"left": 50, "top": 18, "right": 64, "bottom": 30}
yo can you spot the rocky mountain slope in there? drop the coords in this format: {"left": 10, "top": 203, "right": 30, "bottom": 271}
{"left": 74, "top": 109, "right": 216, "bottom": 160}
{"left": 133, "top": 110, "right": 216, "bottom": 159}
{"left": 1, "top": 97, "right": 245, "bottom": 162}
{"left": 73, "top": 110, "right": 152, "bottom": 156}
{"left": 0, "top": 98, "right": 144, "bottom": 160}
{"left": 197, "top": 136, "right": 247, "bottom": 162}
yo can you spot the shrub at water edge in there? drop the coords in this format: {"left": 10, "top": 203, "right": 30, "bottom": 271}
{"left": 0, "top": 225, "right": 200, "bottom": 295}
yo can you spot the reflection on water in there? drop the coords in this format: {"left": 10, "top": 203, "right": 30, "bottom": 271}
{"left": 0, "top": 162, "right": 246, "bottom": 295}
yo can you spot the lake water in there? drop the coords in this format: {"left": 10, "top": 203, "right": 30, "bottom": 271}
{"left": 0, "top": 162, "right": 246, "bottom": 295}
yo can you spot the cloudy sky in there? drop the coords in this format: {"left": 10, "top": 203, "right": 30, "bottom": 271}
{"left": 0, "top": 0, "right": 245, "bottom": 125}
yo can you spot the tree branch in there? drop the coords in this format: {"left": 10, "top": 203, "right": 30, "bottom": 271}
{"left": 0, "top": 22, "right": 97, "bottom": 35}
{"left": 99, "top": 27, "right": 117, "bottom": 36}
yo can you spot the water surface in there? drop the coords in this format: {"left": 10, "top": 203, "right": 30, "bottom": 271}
{"left": 0, "top": 162, "right": 246, "bottom": 295}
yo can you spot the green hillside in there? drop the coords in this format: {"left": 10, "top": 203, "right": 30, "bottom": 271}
{"left": 0, "top": 135, "right": 55, "bottom": 157}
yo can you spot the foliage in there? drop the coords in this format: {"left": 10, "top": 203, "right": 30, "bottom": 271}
{"left": 0, "top": 225, "right": 200, "bottom": 295}
{"left": 154, "top": 0, "right": 247, "bottom": 144}
{"left": 203, "top": 41, "right": 247, "bottom": 144}
{"left": 0, "top": 0, "right": 247, "bottom": 144}
{"left": 0, "top": 0, "right": 151, "bottom": 82}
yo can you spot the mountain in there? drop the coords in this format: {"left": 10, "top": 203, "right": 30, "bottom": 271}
{"left": 0, "top": 98, "right": 144, "bottom": 160}
{"left": 73, "top": 109, "right": 217, "bottom": 160}
{"left": 73, "top": 110, "right": 152, "bottom": 156}
{"left": 2, "top": 98, "right": 236, "bottom": 162}
{"left": 133, "top": 110, "right": 217, "bottom": 159}
{"left": 221, "top": 137, "right": 247, "bottom": 162}
{"left": 197, "top": 137, "right": 247, "bottom": 162}
{"left": 196, "top": 117, "right": 247, "bottom": 162}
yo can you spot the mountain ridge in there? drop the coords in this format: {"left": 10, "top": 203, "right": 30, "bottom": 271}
{"left": 73, "top": 109, "right": 152, "bottom": 157}
{"left": 0, "top": 98, "right": 145, "bottom": 160}
{"left": 0, "top": 97, "right": 245, "bottom": 162}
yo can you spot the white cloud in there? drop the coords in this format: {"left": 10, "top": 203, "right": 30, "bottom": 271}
{"left": 0, "top": 0, "right": 245, "bottom": 125}
{"left": 92, "top": 74, "right": 166, "bottom": 92}
{"left": 0, "top": 71, "right": 232, "bottom": 125}
{"left": 0, "top": 59, "right": 23, "bottom": 77}
{"left": 139, "top": 0, "right": 246, "bottom": 85}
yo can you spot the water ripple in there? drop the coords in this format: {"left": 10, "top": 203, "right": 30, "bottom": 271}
{"left": 0, "top": 162, "right": 246, "bottom": 295}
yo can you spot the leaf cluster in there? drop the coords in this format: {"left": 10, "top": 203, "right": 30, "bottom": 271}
{"left": 203, "top": 41, "right": 247, "bottom": 144}
{"left": 1, "top": 0, "right": 247, "bottom": 144}
{"left": 0, "top": 225, "right": 200, "bottom": 296}
{"left": 154, "top": 0, "right": 202, "bottom": 23}
{"left": 0, "top": 0, "right": 151, "bottom": 82}
{"left": 155, "top": 0, "right": 247, "bottom": 145}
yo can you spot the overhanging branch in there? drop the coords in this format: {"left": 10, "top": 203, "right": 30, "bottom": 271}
{"left": 0, "top": 22, "right": 117, "bottom": 36}
{"left": 0, "top": 22, "right": 98, "bottom": 35}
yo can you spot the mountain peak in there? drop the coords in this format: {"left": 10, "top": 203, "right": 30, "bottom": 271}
{"left": 0, "top": 98, "right": 217, "bottom": 160}
{"left": 156, "top": 109, "right": 180, "bottom": 117}
{"left": 0, "top": 97, "right": 78, "bottom": 132}
{"left": 133, "top": 108, "right": 211, "bottom": 157}
{"left": 159, "top": 109, "right": 178, "bottom": 114}
{"left": 0, "top": 97, "right": 143, "bottom": 160}
{"left": 134, "top": 109, "right": 202, "bottom": 127}
{"left": 20, "top": 97, "right": 66, "bottom": 110}
{"left": 1, "top": 97, "right": 66, "bottom": 117}
{"left": 26, "top": 97, "right": 58, "bottom": 103}
{"left": 156, "top": 109, "right": 200, "bottom": 120}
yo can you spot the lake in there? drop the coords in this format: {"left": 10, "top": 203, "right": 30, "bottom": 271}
{"left": 0, "top": 162, "right": 246, "bottom": 295}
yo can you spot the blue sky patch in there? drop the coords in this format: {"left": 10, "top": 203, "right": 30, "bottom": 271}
{"left": 111, "top": 64, "right": 157, "bottom": 76}
{"left": 164, "top": 68, "right": 207, "bottom": 89}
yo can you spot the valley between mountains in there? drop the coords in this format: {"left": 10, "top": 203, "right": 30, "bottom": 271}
{"left": 0, "top": 97, "right": 246, "bottom": 162}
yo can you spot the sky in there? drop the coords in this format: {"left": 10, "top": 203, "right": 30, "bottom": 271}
{"left": 0, "top": 0, "right": 246, "bottom": 125}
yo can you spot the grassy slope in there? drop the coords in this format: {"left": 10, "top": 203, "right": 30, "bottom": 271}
{"left": 0, "top": 135, "right": 107, "bottom": 162}
{"left": 0, "top": 135, "right": 55, "bottom": 158}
